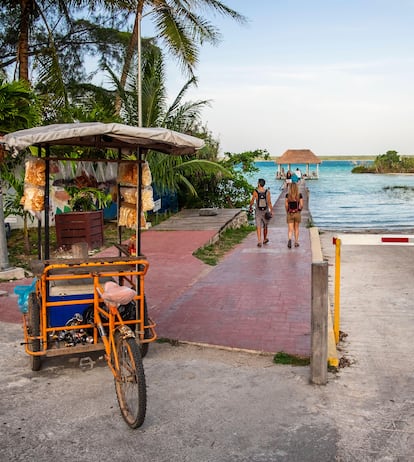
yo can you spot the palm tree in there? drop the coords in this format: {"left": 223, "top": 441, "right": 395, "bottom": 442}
{"left": 112, "top": 40, "right": 229, "bottom": 197}
{"left": 1, "top": 1, "right": 71, "bottom": 82}
{"left": 1, "top": 1, "right": 246, "bottom": 126}
{"left": 105, "top": 0, "right": 247, "bottom": 118}
{"left": 1, "top": 1, "right": 132, "bottom": 121}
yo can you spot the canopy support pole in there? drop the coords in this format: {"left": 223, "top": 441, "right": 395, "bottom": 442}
{"left": 137, "top": 148, "right": 142, "bottom": 257}
{"left": 44, "top": 145, "right": 50, "bottom": 260}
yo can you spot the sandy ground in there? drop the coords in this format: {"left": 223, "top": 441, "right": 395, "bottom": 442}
{"left": 1, "top": 230, "right": 414, "bottom": 461}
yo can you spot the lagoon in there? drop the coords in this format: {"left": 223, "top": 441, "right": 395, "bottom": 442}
{"left": 247, "top": 160, "right": 414, "bottom": 231}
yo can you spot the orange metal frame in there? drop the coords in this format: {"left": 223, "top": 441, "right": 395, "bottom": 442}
{"left": 23, "top": 258, "right": 157, "bottom": 359}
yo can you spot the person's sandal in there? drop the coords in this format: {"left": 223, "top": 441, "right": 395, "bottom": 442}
{"left": 263, "top": 238, "right": 269, "bottom": 244}
{"left": 257, "top": 242, "right": 262, "bottom": 247}
{"left": 287, "top": 239, "right": 292, "bottom": 248}
{"left": 294, "top": 242, "right": 300, "bottom": 247}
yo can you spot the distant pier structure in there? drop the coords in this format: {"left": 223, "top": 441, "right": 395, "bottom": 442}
{"left": 276, "top": 149, "right": 321, "bottom": 179}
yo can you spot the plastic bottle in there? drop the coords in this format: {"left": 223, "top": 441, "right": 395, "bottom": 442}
{"left": 128, "top": 235, "right": 136, "bottom": 256}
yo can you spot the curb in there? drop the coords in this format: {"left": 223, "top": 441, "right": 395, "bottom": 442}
{"left": 309, "top": 227, "right": 339, "bottom": 368}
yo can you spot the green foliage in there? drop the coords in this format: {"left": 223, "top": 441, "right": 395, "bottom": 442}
{"left": 352, "top": 150, "right": 414, "bottom": 174}
{"left": 0, "top": 78, "right": 43, "bottom": 256}
{"left": 0, "top": 78, "right": 41, "bottom": 132}
{"left": 351, "top": 165, "right": 372, "bottom": 173}
{"left": 6, "top": 227, "right": 50, "bottom": 270}
{"left": 1, "top": 0, "right": 246, "bottom": 125}
{"left": 374, "top": 150, "right": 400, "bottom": 172}
{"left": 113, "top": 0, "right": 247, "bottom": 90}
{"left": 109, "top": 42, "right": 227, "bottom": 200}
{"left": 6, "top": 221, "right": 120, "bottom": 270}
{"left": 65, "top": 186, "right": 113, "bottom": 212}
{"left": 2, "top": 166, "right": 28, "bottom": 219}
{"left": 273, "top": 351, "right": 310, "bottom": 366}
{"left": 0, "top": 2, "right": 248, "bottom": 213}
{"left": 181, "top": 149, "right": 268, "bottom": 209}
{"left": 399, "top": 156, "right": 414, "bottom": 172}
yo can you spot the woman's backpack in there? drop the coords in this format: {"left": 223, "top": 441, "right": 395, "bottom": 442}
{"left": 287, "top": 195, "right": 300, "bottom": 213}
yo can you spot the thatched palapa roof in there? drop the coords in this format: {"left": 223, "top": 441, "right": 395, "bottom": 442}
{"left": 276, "top": 149, "right": 321, "bottom": 165}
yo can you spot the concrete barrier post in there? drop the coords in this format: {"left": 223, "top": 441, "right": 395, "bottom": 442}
{"left": 311, "top": 261, "right": 328, "bottom": 385}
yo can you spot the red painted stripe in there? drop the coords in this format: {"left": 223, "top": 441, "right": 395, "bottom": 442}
{"left": 381, "top": 237, "right": 409, "bottom": 243}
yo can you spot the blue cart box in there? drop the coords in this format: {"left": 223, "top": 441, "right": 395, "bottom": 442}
{"left": 48, "top": 290, "right": 94, "bottom": 327}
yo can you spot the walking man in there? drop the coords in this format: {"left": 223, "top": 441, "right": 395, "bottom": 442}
{"left": 249, "top": 178, "right": 273, "bottom": 247}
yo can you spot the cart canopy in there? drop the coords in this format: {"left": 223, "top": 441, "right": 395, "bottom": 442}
{"left": 1, "top": 122, "right": 205, "bottom": 157}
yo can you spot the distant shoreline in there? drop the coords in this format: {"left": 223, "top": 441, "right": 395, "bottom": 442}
{"left": 262, "top": 156, "right": 377, "bottom": 162}
{"left": 318, "top": 156, "right": 375, "bottom": 161}
{"left": 318, "top": 227, "right": 414, "bottom": 235}
{"left": 261, "top": 155, "right": 414, "bottom": 162}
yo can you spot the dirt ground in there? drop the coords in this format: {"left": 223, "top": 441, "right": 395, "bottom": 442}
{"left": 1, "top": 230, "right": 414, "bottom": 461}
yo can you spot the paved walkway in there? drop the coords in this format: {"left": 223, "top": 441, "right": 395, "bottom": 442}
{"left": 0, "top": 183, "right": 313, "bottom": 356}
{"left": 146, "top": 186, "right": 312, "bottom": 355}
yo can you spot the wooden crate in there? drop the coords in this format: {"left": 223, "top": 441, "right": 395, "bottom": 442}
{"left": 55, "top": 211, "right": 104, "bottom": 249}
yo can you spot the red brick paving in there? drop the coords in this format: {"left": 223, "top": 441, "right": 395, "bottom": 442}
{"left": 0, "top": 192, "right": 312, "bottom": 356}
{"left": 156, "top": 227, "right": 312, "bottom": 355}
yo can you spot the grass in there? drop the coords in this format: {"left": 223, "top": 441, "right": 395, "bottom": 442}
{"left": 7, "top": 226, "right": 56, "bottom": 270}
{"left": 273, "top": 351, "right": 310, "bottom": 366}
{"left": 6, "top": 221, "right": 121, "bottom": 271}
{"left": 193, "top": 224, "right": 255, "bottom": 266}
{"left": 306, "top": 217, "right": 315, "bottom": 228}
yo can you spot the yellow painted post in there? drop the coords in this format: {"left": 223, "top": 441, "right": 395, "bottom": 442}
{"left": 334, "top": 237, "right": 341, "bottom": 344}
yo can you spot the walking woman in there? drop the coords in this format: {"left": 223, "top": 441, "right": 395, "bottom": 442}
{"left": 285, "top": 181, "right": 303, "bottom": 248}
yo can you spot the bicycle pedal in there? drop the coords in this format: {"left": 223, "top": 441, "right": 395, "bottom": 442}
{"left": 79, "top": 356, "right": 95, "bottom": 371}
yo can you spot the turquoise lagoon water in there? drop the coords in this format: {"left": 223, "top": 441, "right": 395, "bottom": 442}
{"left": 245, "top": 160, "right": 414, "bottom": 231}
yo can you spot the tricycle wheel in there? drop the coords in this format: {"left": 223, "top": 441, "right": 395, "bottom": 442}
{"left": 139, "top": 342, "right": 149, "bottom": 358}
{"left": 114, "top": 332, "right": 147, "bottom": 428}
{"left": 140, "top": 296, "right": 150, "bottom": 358}
{"left": 28, "top": 292, "right": 41, "bottom": 371}
{"left": 120, "top": 296, "right": 150, "bottom": 358}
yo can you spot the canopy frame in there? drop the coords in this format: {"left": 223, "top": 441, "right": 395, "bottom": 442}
{"left": 1, "top": 122, "right": 205, "bottom": 259}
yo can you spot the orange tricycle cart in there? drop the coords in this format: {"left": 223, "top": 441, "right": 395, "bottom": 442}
{"left": 1, "top": 123, "right": 204, "bottom": 428}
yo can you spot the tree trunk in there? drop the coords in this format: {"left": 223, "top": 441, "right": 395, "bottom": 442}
{"left": 18, "top": 0, "right": 32, "bottom": 82}
{"left": 0, "top": 186, "right": 10, "bottom": 270}
{"left": 23, "top": 214, "right": 30, "bottom": 254}
{"left": 115, "top": 2, "right": 143, "bottom": 115}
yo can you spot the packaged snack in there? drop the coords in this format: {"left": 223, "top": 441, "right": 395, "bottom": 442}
{"left": 142, "top": 186, "right": 154, "bottom": 212}
{"left": 23, "top": 186, "right": 45, "bottom": 211}
{"left": 24, "top": 158, "right": 46, "bottom": 186}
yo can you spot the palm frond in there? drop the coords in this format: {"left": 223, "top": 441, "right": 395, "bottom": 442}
{"left": 165, "top": 75, "right": 198, "bottom": 116}
{"left": 152, "top": 5, "right": 199, "bottom": 76}
{"left": 174, "top": 159, "right": 231, "bottom": 178}
{"left": 174, "top": 172, "right": 197, "bottom": 196}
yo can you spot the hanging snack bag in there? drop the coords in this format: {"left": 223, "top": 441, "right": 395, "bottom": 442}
{"left": 142, "top": 186, "right": 154, "bottom": 212}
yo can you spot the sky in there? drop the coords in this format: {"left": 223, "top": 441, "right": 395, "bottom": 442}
{"left": 144, "top": 0, "right": 414, "bottom": 157}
